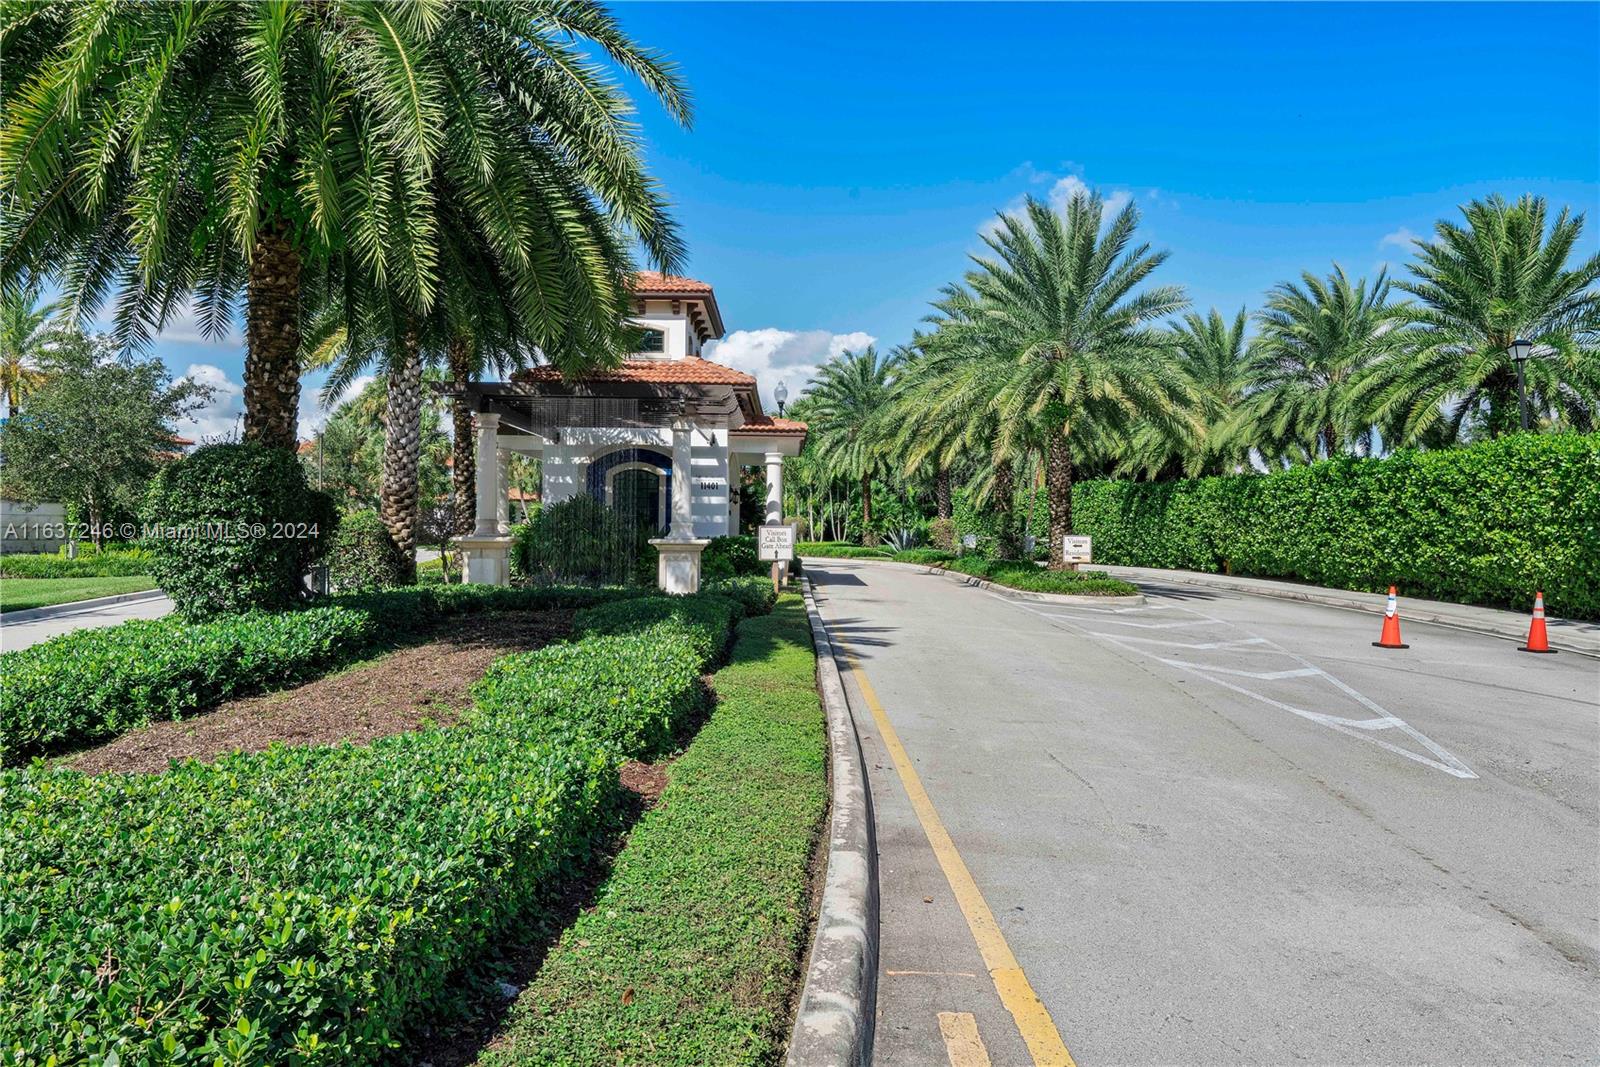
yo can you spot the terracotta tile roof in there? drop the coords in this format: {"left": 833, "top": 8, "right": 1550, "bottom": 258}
{"left": 735, "top": 414, "right": 809, "bottom": 434}
{"left": 514, "top": 357, "right": 755, "bottom": 387}
{"left": 632, "top": 271, "right": 714, "bottom": 294}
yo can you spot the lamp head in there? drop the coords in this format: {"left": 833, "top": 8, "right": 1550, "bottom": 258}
{"left": 1509, "top": 338, "right": 1534, "bottom": 363}
{"left": 774, "top": 380, "right": 789, "bottom": 415}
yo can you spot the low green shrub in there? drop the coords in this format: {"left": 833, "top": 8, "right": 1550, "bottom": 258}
{"left": 512, "top": 496, "right": 651, "bottom": 585}
{"left": 0, "top": 545, "right": 153, "bottom": 578}
{"left": 0, "top": 584, "right": 637, "bottom": 765}
{"left": 703, "top": 574, "right": 780, "bottom": 616}
{"left": 892, "top": 547, "right": 956, "bottom": 565}
{"left": 701, "top": 534, "right": 761, "bottom": 579}
{"left": 796, "top": 541, "right": 892, "bottom": 559}
{"left": 928, "top": 516, "right": 956, "bottom": 552}
{"left": 571, "top": 594, "right": 744, "bottom": 667}
{"left": 1069, "top": 433, "right": 1600, "bottom": 617}
{"left": 940, "top": 556, "right": 1138, "bottom": 597}
{"left": 0, "top": 591, "right": 743, "bottom": 1063}
{"left": 143, "top": 443, "right": 338, "bottom": 619}
{"left": 328, "top": 509, "right": 409, "bottom": 592}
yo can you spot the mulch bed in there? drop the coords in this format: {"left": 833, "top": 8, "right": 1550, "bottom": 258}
{"left": 65, "top": 610, "right": 573, "bottom": 775}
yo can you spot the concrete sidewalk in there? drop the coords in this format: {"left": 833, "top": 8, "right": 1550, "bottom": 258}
{"left": 0, "top": 591, "right": 173, "bottom": 651}
{"left": 1099, "top": 565, "right": 1600, "bottom": 657}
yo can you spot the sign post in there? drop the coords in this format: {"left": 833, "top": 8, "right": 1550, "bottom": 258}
{"left": 758, "top": 524, "right": 797, "bottom": 595}
{"left": 1062, "top": 534, "right": 1092, "bottom": 570}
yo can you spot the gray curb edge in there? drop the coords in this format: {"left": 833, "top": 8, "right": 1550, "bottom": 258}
{"left": 787, "top": 578, "right": 879, "bottom": 1067}
{"left": 800, "top": 554, "right": 1146, "bottom": 608}
{"left": 0, "top": 588, "right": 167, "bottom": 624}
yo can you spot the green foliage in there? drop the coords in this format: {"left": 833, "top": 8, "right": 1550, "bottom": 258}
{"left": 0, "top": 328, "right": 212, "bottom": 533}
{"left": 797, "top": 541, "right": 893, "bottom": 559}
{"left": 512, "top": 496, "right": 650, "bottom": 585}
{"left": 0, "top": 590, "right": 741, "bottom": 1063}
{"left": 478, "top": 598, "right": 827, "bottom": 1067}
{"left": 143, "top": 444, "right": 338, "bottom": 620}
{"left": 702, "top": 534, "right": 761, "bottom": 579}
{"left": 0, "top": 585, "right": 636, "bottom": 765}
{"left": 571, "top": 594, "right": 745, "bottom": 668}
{"left": 892, "top": 548, "right": 956, "bottom": 566}
{"left": 702, "top": 574, "right": 781, "bottom": 616}
{"left": 940, "top": 556, "right": 1138, "bottom": 596}
{"left": 928, "top": 516, "right": 956, "bottom": 551}
{"left": 328, "top": 509, "right": 409, "bottom": 593}
{"left": 0, "top": 575, "right": 156, "bottom": 613}
{"left": 306, "top": 378, "right": 452, "bottom": 514}
{"left": 1073, "top": 433, "right": 1600, "bottom": 617}
{"left": 0, "top": 545, "right": 153, "bottom": 578}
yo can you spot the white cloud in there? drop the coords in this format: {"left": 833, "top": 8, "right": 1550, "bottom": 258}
{"left": 299, "top": 374, "right": 373, "bottom": 437}
{"left": 172, "top": 363, "right": 244, "bottom": 443}
{"left": 705, "top": 328, "right": 878, "bottom": 411}
{"left": 1380, "top": 226, "right": 1420, "bottom": 251}
{"left": 982, "top": 170, "right": 1141, "bottom": 239}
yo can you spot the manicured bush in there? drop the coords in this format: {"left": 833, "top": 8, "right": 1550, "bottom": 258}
{"left": 0, "top": 584, "right": 637, "bottom": 765}
{"left": 0, "top": 590, "right": 742, "bottom": 1062}
{"left": 512, "top": 496, "right": 650, "bottom": 585}
{"left": 701, "top": 534, "right": 761, "bottom": 579}
{"left": 939, "top": 556, "right": 1138, "bottom": 596}
{"left": 1070, "top": 433, "right": 1600, "bottom": 617}
{"left": 142, "top": 443, "right": 338, "bottom": 619}
{"left": 796, "top": 540, "right": 893, "bottom": 559}
{"left": 892, "top": 547, "right": 956, "bottom": 565}
{"left": 928, "top": 516, "right": 956, "bottom": 551}
{"left": 479, "top": 597, "right": 827, "bottom": 1067}
{"left": 571, "top": 593, "right": 745, "bottom": 666}
{"left": 0, "top": 545, "right": 153, "bottom": 578}
{"left": 703, "top": 574, "right": 781, "bottom": 616}
{"left": 328, "top": 508, "right": 409, "bottom": 592}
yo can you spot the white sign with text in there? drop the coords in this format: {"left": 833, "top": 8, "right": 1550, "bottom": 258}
{"left": 758, "top": 524, "right": 796, "bottom": 562}
{"left": 1063, "top": 535, "right": 1092, "bottom": 563}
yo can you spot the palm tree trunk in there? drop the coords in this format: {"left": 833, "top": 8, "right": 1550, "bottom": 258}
{"left": 380, "top": 323, "right": 424, "bottom": 583}
{"left": 242, "top": 221, "right": 302, "bottom": 449}
{"left": 860, "top": 474, "right": 873, "bottom": 531}
{"left": 993, "top": 458, "right": 1020, "bottom": 559}
{"left": 935, "top": 467, "right": 952, "bottom": 520}
{"left": 1320, "top": 424, "right": 1337, "bottom": 459}
{"left": 446, "top": 336, "right": 475, "bottom": 536}
{"left": 1046, "top": 430, "right": 1074, "bottom": 569}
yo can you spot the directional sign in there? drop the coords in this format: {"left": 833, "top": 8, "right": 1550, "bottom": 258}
{"left": 758, "top": 523, "right": 796, "bottom": 562}
{"left": 1063, "top": 535, "right": 1092, "bottom": 563}
{"left": 961, "top": 534, "right": 978, "bottom": 549}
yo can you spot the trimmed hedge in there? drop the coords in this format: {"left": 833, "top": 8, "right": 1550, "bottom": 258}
{"left": 938, "top": 556, "right": 1138, "bottom": 596}
{"left": 0, "top": 584, "right": 636, "bottom": 765}
{"left": 477, "top": 596, "right": 827, "bottom": 1066}
{"left": 0, "top": 592, "right": 745, "bottom": 1063}
{"left": 0, "top": 546, "right": 154, "bottom": 578}
{"left": 1071, "top": 433, "right": 1600, "bottom": 618}
{"left": 701, "top": 534, "right": 761, "bottom": 579}
{"left": 796, "top": 541, "right": 892, "bottom": 560}
{"left": 703, "top": 574, "right": 782, "bottom": 616}
{"left": 328, "top": 509, "right": 409, "bottom": 592}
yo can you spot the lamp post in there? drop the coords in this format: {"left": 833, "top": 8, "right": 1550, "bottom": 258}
{"left": 774, "top": 380, "right": 789, "bottom": 417}
{"left": 1509, "top": 338, "right": 1533, "bottom": 432}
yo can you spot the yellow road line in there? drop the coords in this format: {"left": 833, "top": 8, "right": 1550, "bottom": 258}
{"left": 938, "top": 1011, "right": 995, "bottom": 1067}
{"left": 838, "top": 644, "right": 1076, "bottom": 1067}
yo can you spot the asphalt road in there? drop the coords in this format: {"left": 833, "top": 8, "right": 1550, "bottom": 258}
{"left": 0, "top": 593, "right": 173, "bottom": 651}
{"left": 806, "top": 559, "right": 1599, "bottom": 1067}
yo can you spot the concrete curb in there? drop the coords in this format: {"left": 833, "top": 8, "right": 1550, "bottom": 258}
{"left": 1098, "top": 566, "right": 1600, "bottom": 659}
{"left": 787, "top": 578, "right": 878, "bottom": 1067}
{"left": 0, "top": 588, "right": 166, "bottom": 624}
{"left": 800, "top": 554, "right": 1147, "bottom": 608}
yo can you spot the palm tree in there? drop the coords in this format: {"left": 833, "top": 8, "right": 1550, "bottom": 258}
{"left": 0, "top": 284, "right": 58, "bottom": 415}
{"left": 804, "top": 345, "right": 903, "bottom": 539}
{"left": 1, "top": 1, "right": 690, "bottom": 451}
{"left": 957, "top": 192, "right": 1192, "bottom": 568}
{"left": 1115, "top": 308, "right": 1252, "bottom": 478}
{"left": 1362, "top": 194, "right": 1600, "bottom": 443}
{"left": 1235, "top": 266, "right": 1404, "bottom": 462}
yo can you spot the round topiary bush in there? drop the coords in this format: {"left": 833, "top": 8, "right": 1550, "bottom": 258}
{"left": 329, "top": 509, "right": 409, "bottom": 593}
{"left": 142, "top": 443, "right": 338, "bottom": 619}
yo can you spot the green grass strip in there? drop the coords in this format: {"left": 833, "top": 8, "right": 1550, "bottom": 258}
{"left": 941, "top": 555, "right": 1139, "bottom": 596}
{"left": 479, "top": 594, "right": 827, "bottom": 1066}
{"left": 0, "top": 575, "right": 157, "bottom": 613}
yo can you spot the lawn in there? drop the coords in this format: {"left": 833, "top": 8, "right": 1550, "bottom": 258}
{"left": 0, "top": 574, "right": 157, "bottom": 613}
{"left": 939, "top": 556, "right": 1139, "bottom": 596}
{"left": 479, "top": 594, "right": 827, "bottom": 1066}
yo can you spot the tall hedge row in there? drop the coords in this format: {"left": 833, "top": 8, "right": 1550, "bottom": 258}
{"left": 1069, "top": 433, "right": 1600, "bottom": 618}
{"left": 0, "top": 590, "right": 757, "bottom": 1064}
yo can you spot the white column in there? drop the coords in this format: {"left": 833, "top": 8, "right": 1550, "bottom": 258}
{"left": 496, "top": 449, "right": 510, "bottom": 533}
{"left": 670, "top": 416, "right": 695, "bottom": 539}
{"left": 473, "top": 413, "right": 500, "bottom": 537}
{"left": 764, "top": 451, "right": 783, "bottom": 526}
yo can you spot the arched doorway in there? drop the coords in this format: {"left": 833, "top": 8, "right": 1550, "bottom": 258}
{"left": 586, "top": 448, "right": 672, "bottom": 535}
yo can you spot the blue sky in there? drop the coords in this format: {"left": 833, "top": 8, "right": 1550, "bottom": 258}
{"left": 151, "top": 1, "right": 1600, "bottom": 438}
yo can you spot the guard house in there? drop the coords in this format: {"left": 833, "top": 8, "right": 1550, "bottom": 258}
{"left": 455, "top": 272, "right": 807, "bottom": 593}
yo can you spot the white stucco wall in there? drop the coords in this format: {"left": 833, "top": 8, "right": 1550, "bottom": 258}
{"left": 535, "top": 426, "right": 731, "bottom": 538}
{"left": 0, "top": 500, "right": 68, "bottom": 554}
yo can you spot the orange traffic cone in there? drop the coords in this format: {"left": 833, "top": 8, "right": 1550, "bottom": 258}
{"left": 1372, "top": 586, "right": 1409, "bottom": 649}
{"left": 1518, "top": 591, "right": 1557, "bottom": 654}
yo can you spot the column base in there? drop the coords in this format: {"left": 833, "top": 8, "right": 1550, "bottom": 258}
{"left": 457, "top": 535, "right": 514, "bottom": 587}
{"left": 649, "top": 537, "right": 711, "bottom": 595}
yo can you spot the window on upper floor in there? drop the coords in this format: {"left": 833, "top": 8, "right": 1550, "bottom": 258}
{"left": 637, "top": 328, "right": 665, "bottom": 354}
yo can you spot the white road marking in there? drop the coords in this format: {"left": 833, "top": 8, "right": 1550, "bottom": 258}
{"left": 1091, "top": 634, "right": 1278, "bottom": 651}
{"left": 989, "top": 590, "right": 1478, "bottom": 780}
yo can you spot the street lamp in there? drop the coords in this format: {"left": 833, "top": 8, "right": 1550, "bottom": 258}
{"left": 774, "top": 380, "right": 789, "bottom": 417}
{"left": 1509, "top": 338, "right": 1534, "bottom": 432}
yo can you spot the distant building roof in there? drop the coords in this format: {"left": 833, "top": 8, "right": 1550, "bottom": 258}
{"left": 733, "top": 414, "right": 808, "bottom": 436}
{"left": 631, "top": 271, "right": 725, "bottom": 338}
{"left": 514, "top": 357, "right": 755, "bottom": 387}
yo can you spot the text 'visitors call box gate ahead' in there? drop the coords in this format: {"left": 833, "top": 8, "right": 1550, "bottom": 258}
{"left": 759, "top": 523, "right": 796, "bottom": 594}
{"left": 1063, "top": 535, "right": 1092, "bottom": 566}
